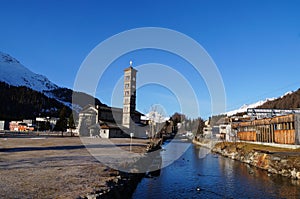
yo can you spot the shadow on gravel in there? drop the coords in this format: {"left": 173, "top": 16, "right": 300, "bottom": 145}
{"left": 0, "top": 144, "right": 147, "bottom": 153}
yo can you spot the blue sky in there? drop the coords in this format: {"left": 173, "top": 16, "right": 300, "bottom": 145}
{"left": 1, "top": 0, "right": 300, "bottom": 119}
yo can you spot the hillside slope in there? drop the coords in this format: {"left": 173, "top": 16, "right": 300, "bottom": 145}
{"left": 0, "top": 81, "right": 71, "bottom": 120}
{"left": 0, "top": 51, "right": 104, "bottom": 119}
{"left": 258, "top": 89, "right": 300, "bottom": 109}
{"left": 0, "top": 51, "right": 58, "bottom": 92}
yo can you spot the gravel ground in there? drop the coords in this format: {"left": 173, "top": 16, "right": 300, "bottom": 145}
{"left": 0, "top": 136, "right": 148, "bottom": 199}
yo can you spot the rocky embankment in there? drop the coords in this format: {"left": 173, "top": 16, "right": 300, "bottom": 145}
{"left": 83, "top": 170, "right": 144, "bottom": 199}
{"left": 212, "top": 142, "right": 300, "bottom": 180}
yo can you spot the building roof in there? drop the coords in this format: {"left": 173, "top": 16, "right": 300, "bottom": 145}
{"left": 231, "top": 113, "right": 296, "bottom": 128}
{"left": 88, "top": 123, "right": 100, "bottom": 130}
{"left": 124, "top": 66, "right": 137, "bottom": 72}
{"left": 80, "top": 104, "right": 98, "bottom": 113}
{"left": 81, "top": 104, "right": 144, "bottom": 116}
{"left": 99, "top": 120, "right": 120, "bottom": 129}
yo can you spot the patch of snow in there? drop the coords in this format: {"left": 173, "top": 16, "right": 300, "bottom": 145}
{"left": 43, "top": 91, "right": 83, "bottom": 112}
{"left": 282, "top": 91, "right": 293, "bottom": 98}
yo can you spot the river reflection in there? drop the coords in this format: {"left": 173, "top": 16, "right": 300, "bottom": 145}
{"left": 132, "top": 141, "right": 300, "bottom": 199}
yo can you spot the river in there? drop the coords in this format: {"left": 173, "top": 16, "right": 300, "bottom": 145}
{"left": 132, "top": 140, "right": 300, "bottom": 199}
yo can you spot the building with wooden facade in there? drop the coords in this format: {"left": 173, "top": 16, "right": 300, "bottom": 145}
{"left": 232, "top": 114, "right": 300, "bottom": 145}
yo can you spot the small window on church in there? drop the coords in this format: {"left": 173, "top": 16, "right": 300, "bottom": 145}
{"left": 125, "top": 83, "right": 129, "bottom": 88}
{"left": 125, "top": 91, "right": 129, "bottom": 96}
{"left": 125, "top": 76, "right": 130, "bottom": 81}
{"left": 133, "top": 77, "right": 136, "bottom": 81}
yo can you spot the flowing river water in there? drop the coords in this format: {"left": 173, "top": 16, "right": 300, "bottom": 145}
{"left": 132, "top": 140, "right": 300, "bottom": 199}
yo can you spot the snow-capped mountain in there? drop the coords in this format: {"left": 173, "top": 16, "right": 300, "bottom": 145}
{"left": 225, "top": 99, "right": 274, "bottom": 116}
{"left": 0, "top": 51, "right": 104, "bottom": 113}
{"left": 225, "top": 91, "right": 294, "bottom": 116}
{"left": 0, "top": 51, "right": 58, "bottom": 92}
{"left": 142, "top": 111, "right": 169, "bottom": 123}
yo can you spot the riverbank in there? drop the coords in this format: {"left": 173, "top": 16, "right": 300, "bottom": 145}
{"left": 134, "top": 140, "right": 300, "bottom": 198}
{"left": 192, "top": 138, "right": 219, "bottom": 149}
{"left": 0, "top": 136, "right": 150, "bottom": 198}
{"left": 211, "top": 142, "right": 300, "bottom": 180}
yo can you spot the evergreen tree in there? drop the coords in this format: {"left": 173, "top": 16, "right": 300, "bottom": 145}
{"left": 68, "top": 113, "right": 76, "bottom": 136}
{"left": 54, "top": 107, "right": 68, "bottom": 133}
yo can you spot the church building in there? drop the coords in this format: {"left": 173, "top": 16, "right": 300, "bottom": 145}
{"left": 77, "top": 62, "right": 148, "bottom": 138}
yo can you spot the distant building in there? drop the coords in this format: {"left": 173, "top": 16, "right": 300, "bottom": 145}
{"left": 9, "top": 121, "right": 21, "bottom": 131}
{"left": 9, "top": 121, "right": 34, "bottom": 131}
{"left": 0, "top": 121, "right": 5, "bottom": 131}
{"left": 77, "top": 62, "right": 148, "bottom": 138}
{"left": 36, "top": 117, "right": 59, "bottom": 130}
{"left": 211, "top": 116, "right": 234, "bottom": 141}
{"left": 203, "top": 126, "right": 212, "bottom": 138}
{"left": 219, "top": 124, "right": 234, "bottom": 141}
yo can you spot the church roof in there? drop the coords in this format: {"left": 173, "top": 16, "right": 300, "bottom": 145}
{"left": 80, "top": 104, "right": 98, "bottom": 114}
{"left": 99, "top": 121, "right": 120, "bottom": 129}
{"left": 79, "top": 104, "right": 144, "bottom": 117}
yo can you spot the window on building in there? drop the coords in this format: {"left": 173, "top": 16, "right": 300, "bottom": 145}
{"left": 125, "top": 76, "right": 130, "bottom": 81}
{"left": 125, "top": 83, "right": 130, "bottom": 88}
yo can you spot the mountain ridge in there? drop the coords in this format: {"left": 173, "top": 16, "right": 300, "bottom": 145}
{"left": 0, "top": 51, "right": 103, "bottom": 120}
{"left": 225, "top": 90, "right": 300, "bottom": 116}
{"left": 0, "top": 51, "right": 58, "bottom": 92}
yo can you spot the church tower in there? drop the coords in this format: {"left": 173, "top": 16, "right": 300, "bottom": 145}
{"left": 122, "top": 61, "right": 137, "bottom": 128}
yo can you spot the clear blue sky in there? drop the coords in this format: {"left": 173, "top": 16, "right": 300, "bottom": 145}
{"left": 1, "top": 0, "right": 300, "bottom": 119}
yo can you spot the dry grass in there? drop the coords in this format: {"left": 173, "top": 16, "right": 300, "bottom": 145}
{"left": 0, "top": 137, "right": 148, "bottom": 199}
{"left": 215, "top": 142, "right": 300, "bottom": 153}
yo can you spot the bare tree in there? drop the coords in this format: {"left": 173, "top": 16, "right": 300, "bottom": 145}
{"left": 147, "top": 104, "right": 167, "bottom": 140}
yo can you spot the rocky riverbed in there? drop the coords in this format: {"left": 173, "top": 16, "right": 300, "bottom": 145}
{"left": 212, "top": 142, "right": 300, "bottom": 180}
{"left": 0, "top": 136, "right": 149, "bottom": 198}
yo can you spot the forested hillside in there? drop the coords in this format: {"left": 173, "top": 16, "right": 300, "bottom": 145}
{"left": 44, "top": 87, "right": 104, "bottom": 109}
{"left": 0, "top": 81, "right": 71, "bottom": 120}
{"left": 258, "top": 89, "right": 300, "bottom": 109}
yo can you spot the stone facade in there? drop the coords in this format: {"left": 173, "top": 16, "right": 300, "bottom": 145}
{"left": 122, "top": 65, "right": 137, "bottom": 129}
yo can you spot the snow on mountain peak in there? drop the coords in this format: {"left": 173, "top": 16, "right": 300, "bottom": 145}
{"left": 282, "top": 91, "right": 293, "bottom": 98}
{"left": 0, "top": 51, "right": 58, "bottom": 92}
{"left": 225, "top": 97, "right": 276, "bottom": 116}
{"left": 0, "top": 51, "right": 20, "bottom": 64}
